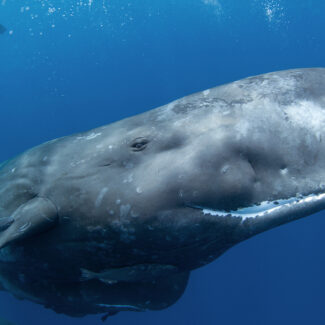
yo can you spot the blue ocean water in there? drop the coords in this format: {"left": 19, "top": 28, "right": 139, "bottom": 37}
{"left": 0, "top": 1, "right": 325, "bottom": 324}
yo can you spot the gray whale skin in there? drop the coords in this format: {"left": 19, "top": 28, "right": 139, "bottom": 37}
{"left": 1, "top": 68, "right": 325, "bottom": 319}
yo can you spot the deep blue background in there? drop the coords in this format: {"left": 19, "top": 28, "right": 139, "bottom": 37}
{"left": 1, "top": 1, "right": 325, "bottom": 324}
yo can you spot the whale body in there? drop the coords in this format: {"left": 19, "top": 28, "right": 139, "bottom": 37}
{"left": 1, "top": 68, "right": 325, "bottom": 318}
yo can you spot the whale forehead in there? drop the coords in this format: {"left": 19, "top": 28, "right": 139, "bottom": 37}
{"left": 60, "top": 69, "right": 325, "bottom": 207}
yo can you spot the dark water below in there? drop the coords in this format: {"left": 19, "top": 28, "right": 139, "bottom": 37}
{"left": 0, "top": 1, "right": 325, "bottom": 324}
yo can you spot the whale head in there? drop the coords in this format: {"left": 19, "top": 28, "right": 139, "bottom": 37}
{"left": 1, "top": 69, "right": 325, "bottom": 318}
{"left": 45, "top": 68, "right": 325, "bottom": 271}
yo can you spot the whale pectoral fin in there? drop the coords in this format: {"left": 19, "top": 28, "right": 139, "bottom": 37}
{"left": 0, "top": 197, "right": 58, "bottom": 249}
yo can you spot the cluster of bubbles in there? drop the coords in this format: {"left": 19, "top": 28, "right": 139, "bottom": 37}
{"left": 262, "top": 0, "right": 285, "bottom": 24}
{"left": 201, "top": 0, "right": 287, "bottom": 27}
{"left": 201, "top": 0, "right": 223, "bottom": 16}
{"left": 1, "top": 0, "right": 112, "bottom": 38}
{"left": 0, "top": 0, "right": 288, "bottom": 38}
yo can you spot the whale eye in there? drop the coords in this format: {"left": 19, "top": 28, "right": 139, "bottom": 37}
{"left": 131, "top": 137, "right": 149, "bottom": 152}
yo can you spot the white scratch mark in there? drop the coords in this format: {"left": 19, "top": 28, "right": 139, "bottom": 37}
{"left": 203, "top": 89, "right": 210, "bottom": 96}
{"left": 95, "top": 187, "right": 109, "bottom": 208}
{"left": 120, "top": 204, "right": 131, "bottom": 218}
{"left": 77, "top": 132, "right": 102, "bottom": 141}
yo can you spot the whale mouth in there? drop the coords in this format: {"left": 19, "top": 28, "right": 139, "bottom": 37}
{"left": 188, "top": 192, "right": 325, "bottom": 221}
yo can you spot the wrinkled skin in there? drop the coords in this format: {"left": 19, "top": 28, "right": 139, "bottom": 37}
{"left": 1, "top": 68, "right": 325, "bottom": 317}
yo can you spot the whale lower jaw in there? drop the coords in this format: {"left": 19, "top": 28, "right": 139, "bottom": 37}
{"left": 189, "top": 192, "right": 325, "bottom": 223}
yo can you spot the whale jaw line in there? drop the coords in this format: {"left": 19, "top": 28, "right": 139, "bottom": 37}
{"left": 187, "top": 192, "right": 325, "bottom": 222}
